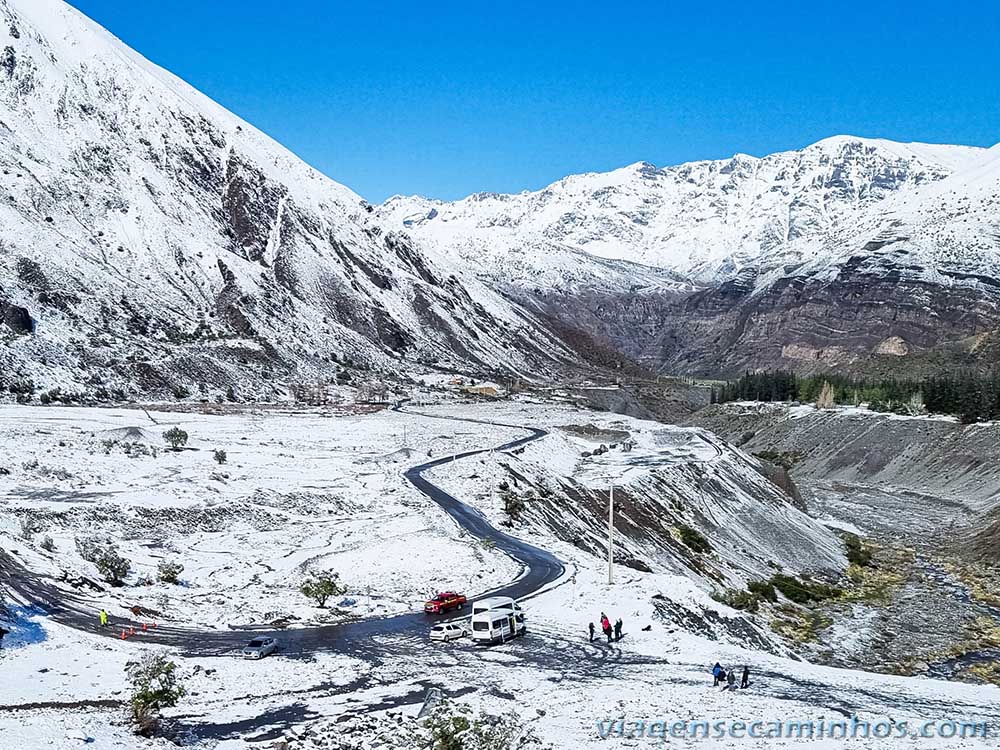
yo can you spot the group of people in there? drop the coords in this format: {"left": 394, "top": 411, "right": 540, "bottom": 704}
{"left": 589, "top": 612, "right": 624, "bottom": 643}
{"left": 712, "top": 662, "right": 750, "bottom": 690}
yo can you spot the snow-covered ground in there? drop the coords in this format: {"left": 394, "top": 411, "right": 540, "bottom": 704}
{"left": 0, "top": 404, "right": 522, "bottom": 628}
{"left": 2, "top": 401, "right": 1000, "bottom": 749}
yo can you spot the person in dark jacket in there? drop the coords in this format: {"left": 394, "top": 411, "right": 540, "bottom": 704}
{"left": 726, "top": 670, "right": 736, "bottom": 690}
{"left": 741, "top": 665, "right": 750, "bottom": 689}
{"left": 588, "top": 622, "right": 595, "bottom": 642}
{"left": 614, "top": 618, "right": 623, "bottom": 641}
{"left": 712, "top": 662, "right": 726, "bottom": 686}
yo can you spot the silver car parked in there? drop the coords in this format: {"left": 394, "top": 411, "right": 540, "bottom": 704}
{"left": 242, "top": 636, "right": 277, "bottom": 659}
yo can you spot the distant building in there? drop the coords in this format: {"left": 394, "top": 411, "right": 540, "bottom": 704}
{"left": 462, "top": 383, "right": 503, "bottom": 398}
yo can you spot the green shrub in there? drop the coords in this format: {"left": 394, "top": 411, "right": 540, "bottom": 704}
{"left": 769, "top": 573, "right": 841, "bottom": 604}
{"left": 843, "top": 532, "right": 873, "bottom": 567}
{"left": 747, "top": 579, "right": 777, "bottom": 602}
{"left": 156, "top": 560, "right": 184, "bottom": 585}
{"left": 677, "top": 525, "right": 711, "bottom": 554}
{"left": 95, "top": 547, "right": 131, "bottom": 586}
{"left": 126, "top": 652, "right": 186, "bottom": 736}
{"left": 712, "top": 588, "right": 759, "bottom": 613}
{"left": 501, "top": 489, "right": 526, "bottom": 521}
{"left": 770, "top": 574, "right": 812, "bottom": 603}
{"left": 213, "top": 449, "right": 227, "bottom": 465}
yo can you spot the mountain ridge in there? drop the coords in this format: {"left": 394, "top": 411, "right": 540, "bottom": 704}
{"left": 0, "top": 0, "right": 588, "bottom": 400}
{"left": 381, "top": 136, "right": 1000, "bottom": 375}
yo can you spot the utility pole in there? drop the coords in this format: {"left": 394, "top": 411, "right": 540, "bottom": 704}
{"left": 608, "top": 484, "right": 614, "bottom": 585}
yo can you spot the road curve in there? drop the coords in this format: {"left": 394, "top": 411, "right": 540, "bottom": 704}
{"left": 0, "top": 405, "right": 565, "bottom": 658}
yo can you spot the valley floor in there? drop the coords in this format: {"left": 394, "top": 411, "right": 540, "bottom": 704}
{"left": 1, "top": 400, "right": 999, "bottom": 748}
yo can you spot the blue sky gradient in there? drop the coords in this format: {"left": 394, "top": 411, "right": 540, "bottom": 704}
{"left": 67, "top": 0, "right": 1000, "bottom": 202}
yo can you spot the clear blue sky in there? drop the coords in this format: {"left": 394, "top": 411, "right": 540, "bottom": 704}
{"left": 67, "top": 0, "right": 1000, "bottom": 202}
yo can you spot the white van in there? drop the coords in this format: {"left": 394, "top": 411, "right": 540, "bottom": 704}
{"left": 470, "top": 597, "right": 526, "bottom": 644}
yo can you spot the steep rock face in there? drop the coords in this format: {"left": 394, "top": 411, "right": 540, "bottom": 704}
{"left": 0, "top": 0, "right": 580, "bottom": 399}
{"left": 687, "top": 403, "right": 1000, "bottom": 515}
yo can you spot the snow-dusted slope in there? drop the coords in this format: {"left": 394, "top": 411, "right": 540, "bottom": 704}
{"left": 380, "top": 136, "right": 985, "bottom": 288}
{"left": 805, "top": 141, "right": 1000, "bottom": 284}
{"left": 0, "top": 0, "right": 579, "bottom": 399}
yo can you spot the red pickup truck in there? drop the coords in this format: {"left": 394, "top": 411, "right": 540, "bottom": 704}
{"left": 424, "top": 591, "right": 467, "bottom": 614}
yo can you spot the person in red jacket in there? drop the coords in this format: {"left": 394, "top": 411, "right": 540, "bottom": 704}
{"left": 600, "top": 613, "right": 613, "bottom": 642}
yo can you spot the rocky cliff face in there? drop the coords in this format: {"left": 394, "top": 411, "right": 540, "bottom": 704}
{"left": 0, "top": 0, "right": 582, "bottom": 400}
{"left": 686, "top": 403, "right": 1000, "bottom": 514}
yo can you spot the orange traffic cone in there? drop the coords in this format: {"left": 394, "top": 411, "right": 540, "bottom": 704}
{"left": 142, "top": 622, "right": 147, "bottom": 631}
{"left": 129, "top": 626, "right": 135, "bottom": 636}
{"left": 121, "top": 629, "right": 127, "bottom": 640}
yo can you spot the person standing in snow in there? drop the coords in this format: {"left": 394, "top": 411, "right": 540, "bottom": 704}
{"left": 712, "top": 662, "right": 725, "bottom": 686}
{"left": 600, "top": 613, "right": 612, "bottom": 642}
{"left": 614, "top": 618, "right": 622, "bottom": 642}
{"left": 99, "top": 609, "right": 108, "bottom": 628}
{"left": 588, "top": 622, "right": 595, "bottom": 642}
{"left": 741, "top": 666, "right": 750, "bottom": 689}
{"left": 726, "top": 669, "right": 736, "bottom": 690}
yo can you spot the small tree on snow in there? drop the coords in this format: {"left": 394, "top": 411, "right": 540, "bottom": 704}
{"left": 95, "top": 547, "right": 131, "bottom": 586}
{"left": 157, "top": 560, "right": 184, "bottom": 584}
{"left": 501, "top": 488, "right": 526, "bottom": 521}
{"left": 300, "top": 570, "right": 345, "bottom": 608}
{"left": 213, "top": 449, "right": 227, "bottom": 465}
{"left": 163, "top": 427, "right": 188, "bottom": 451}
{"left": 19, "top": 515, "right": 43, "bottom": 540}
{"left": 125, "top": 651, "right": 186, "bottom": 736}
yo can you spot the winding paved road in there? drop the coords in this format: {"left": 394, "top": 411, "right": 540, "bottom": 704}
{"left": 0, "top": 405, "right": 565, "bottom": 658}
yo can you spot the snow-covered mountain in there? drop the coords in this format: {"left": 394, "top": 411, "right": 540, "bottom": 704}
{"left": 0, "top": 0, "right": 581, "bottom": 400}
{"left": 654, "top": 143, "right": 1000, "bottom": 374}
{"left": 380, "top": 136, "right": 985, "bottom": 287}
{"left": 382, "top": 138, "right": 1000, "bottom": 374}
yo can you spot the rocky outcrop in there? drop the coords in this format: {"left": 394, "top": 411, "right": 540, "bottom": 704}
{"left": 1, "top": 302, "right": 32, "bottom": 333}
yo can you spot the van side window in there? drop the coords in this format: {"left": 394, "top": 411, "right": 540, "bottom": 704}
{"left": 492, "top": 619, "right": 502, "bottom": 629}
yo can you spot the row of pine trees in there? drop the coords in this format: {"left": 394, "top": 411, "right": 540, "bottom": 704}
{"left": 710, "top": 370, "right": 1000, "bottom": 424}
